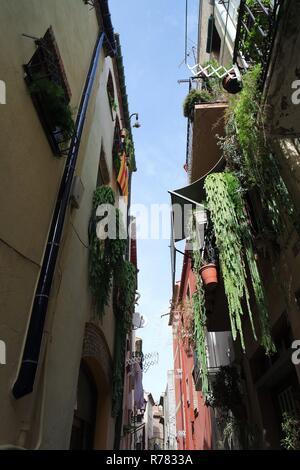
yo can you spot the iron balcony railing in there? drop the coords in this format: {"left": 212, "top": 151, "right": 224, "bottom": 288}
{"left": 233, "top": 0, "right": 281, "bottom": 86}
{"left": 193, "top": 331, "right": 234, "bottom": 391}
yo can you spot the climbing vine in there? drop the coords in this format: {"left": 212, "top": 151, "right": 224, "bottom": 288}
{"left": 88, "top": 187, "right": 137, "bottom": 417}
{"left": 112, "top": 260, "right": 137, "bottom": 417}
{"left": 221, "top": 65, "right": 298, "bottom": 240}
{"left": 114, "top": 260, "right": 137, "bottom": 331}
{"left": 191, "top": 212, "right": 209, "bottom": 398}
{"left": 112, "top": 319, "right": 127, "bottom": 417}
{"left": 88, "top": 185, "right": 127, "bottom": 316}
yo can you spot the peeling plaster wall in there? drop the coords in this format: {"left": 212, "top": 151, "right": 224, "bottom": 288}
{"left": 265, "top": 0, "right": 300, "bottom": 137}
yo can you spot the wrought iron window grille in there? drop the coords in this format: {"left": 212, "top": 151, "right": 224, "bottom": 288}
{"left": 23, "top": 27, "right": 73, "bottom": 156}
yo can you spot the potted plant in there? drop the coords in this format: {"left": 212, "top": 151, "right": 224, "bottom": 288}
{"left": 200, "top": 222, "right": 218, "bottom": 290}
{"left": 183, "top": 88, "right": 214, "bottom": 121}
{"left": 222, "top": 71, "right": 243, "bottom": 95}
{"left": 29, "top": 74, "right": 74, "bottom": 141}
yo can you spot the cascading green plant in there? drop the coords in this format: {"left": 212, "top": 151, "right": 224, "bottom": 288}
{"left": 114, "top": 260, "right": 137, "bottom": 331}
{"left": 204, "top": 173, "right": 254, "bottom": 350}
{"left": 190, "top": 212, "right": 209, "bottom": 398}
{"left": 204, "top": 172, "right": 275, "bottom": 354}
{"left": 223, "top": 64, "right": 298, "bottom": 240}
{"left": 88, "top": 185, "right": 127, "bottom": 316}
{"left": 224, "top": 172, "right": 276, "bottom": 354}
{"left": 112, "top": 260, "right": 137, "bottom": 417}
{"left": 112, "top": 319, "right": 127, "bottom": 417}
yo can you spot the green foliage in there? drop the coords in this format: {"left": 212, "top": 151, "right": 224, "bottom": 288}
{"left": 281, "top": 412, "right": 300, "bottom": 450}
{"left": 204, "top": 172, "right": 254, "bottom": 350}
{"left": 230, "top": 64, "right": 262, "bottom": 186}
{"left": 224, "top": 172, "right": 275, "bottom": 354}
{"left": 201, "top": 59, "right": 224, "bottom": 95}
{"left": 89, "top": 189, "right": 137, "bottom": 418}
{"left": 242, "top": 0, "right": 271, "bottom": 64}
{"left": 92, "top": 185, "right": 115, "bottom": 208}
{"left": 210, "top": 366, "right": 243, "bottom": 412}
{"left": 29, "top": 74, "right": 74, "bottom": 140}
{"left": 88, "top": 186, "right": 127, "bottom": 316}
{"left": 183, "top": 89, "right": 213, "bottom": 120}
{"left": 223, "top": 65, "right": 298, "bottom": 241}
{"left": 183, "top": 59, "right": 225, "bottom": 120}
{"left": 190, "top": 213, "right": 209, "bottom": 398}
{"left": 112, "top": 261, "right": 137, "bottom": 417}
{"left": 114, "top": 260, "right": 137, "bottom": 331}
{"left": 112, "top": 319, "right": 127, "bottom": 417}
{"left": 202, "top": 216, "right": 218, "bottom": 265}
{"left": 113, "top": 133, "right": 136, "bottom": 175}
{"left": 125, "top": 134, "right": 137, "bottom": 172}
{"left": 204, "top": 172, "right": 275, "bottom": 354}
{"left": 192, "top": 287, "right": 209, "bottom": 399}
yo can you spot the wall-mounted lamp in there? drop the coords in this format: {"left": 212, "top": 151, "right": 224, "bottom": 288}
{"left": 130, "top": 112, "right": 141, "bottom": 128}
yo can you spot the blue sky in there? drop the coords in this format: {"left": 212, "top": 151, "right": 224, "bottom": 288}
{"left": 110, "top": 0, "right": 199, "bottom": 401}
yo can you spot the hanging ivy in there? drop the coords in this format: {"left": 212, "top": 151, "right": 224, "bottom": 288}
{"left": 88, "top": 187, "right": 137, "bottom": 417}
{"left": 190, "top": 213, "right": 209, "bottom": 399}
{"left": 114, "top": 260, "right": 137, "bottom": 331}
{"left": 204, "top": 173, "right": 254, "bottom": 350}
{"left": 88, "top": 185, "right": 127, "bottom": 317}
{"left": 204, "top": 172, "right": 275, "bottom": 354}
{"left": 112, "top": 319, "right": 127, "bottom": 417}
{"left": 112, "top": 260, "right": 137, "bottom": 417}
{"left": 221, "top": 64, "right": 299, "bottom": 240}
{"left": 224, "top": 172, "right": 276, "bottom": 354}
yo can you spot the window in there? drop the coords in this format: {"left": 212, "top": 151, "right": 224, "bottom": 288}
{"left": 211, "top": 25, "right": 221, "bottom": 61}
{"left": 206, "top": 16, "right": 221, "bottom": 60}
{"left": 112, "top": 117, "right": 123, "bottom": 176}
{"left": 107, "top": 71, "right": 116, "bottom": 117}
{"left": 96, "top": 145, "right": 110, "bottom": 187}
{"left": 24, "top": 27, "right": 72, "bottom": 156}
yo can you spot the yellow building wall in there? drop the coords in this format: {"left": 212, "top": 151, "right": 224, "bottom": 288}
{"left": 0, "top": 0, "right": 125, "bottom": 449}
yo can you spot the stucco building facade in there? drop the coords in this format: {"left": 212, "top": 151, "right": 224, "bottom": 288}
{"left": 0, "top": 0, "right": 137, "bottom": 450}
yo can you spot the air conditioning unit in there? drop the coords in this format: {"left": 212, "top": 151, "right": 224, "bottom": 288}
{"left": 132, "top": 312, "right": 146, "bottom": 329}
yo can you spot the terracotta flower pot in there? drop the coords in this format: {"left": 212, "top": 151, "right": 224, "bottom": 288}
{"left": 199, "top": 263, "right": 218, "bottom": 290}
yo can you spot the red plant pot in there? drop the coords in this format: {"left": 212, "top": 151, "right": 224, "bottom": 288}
{"left": 199, "top": 263, "right": 218, "bottom": 290}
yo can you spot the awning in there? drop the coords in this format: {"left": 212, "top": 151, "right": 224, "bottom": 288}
{"left": 169, "top": 155, "right": 224, "bottom": 291}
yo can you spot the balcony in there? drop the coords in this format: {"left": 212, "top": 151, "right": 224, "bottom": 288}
{"left": 193, "top": 331, "right": 234, "bottom": 391}
{"left": 233, "top": 0, "right": 280, "bottom": 86}
{"left": 234, "top": 0, "right": 300, "bottom": 137}
{"left": 189, "top": 102, "right": 228, "bottom": 183}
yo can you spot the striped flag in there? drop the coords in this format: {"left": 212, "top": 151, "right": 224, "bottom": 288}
{"left": 117, "top": 152, "right": 129, "bottom": 199}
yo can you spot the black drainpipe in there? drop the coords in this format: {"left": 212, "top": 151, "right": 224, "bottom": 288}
{"left": 13, "top": 31, "right": 110, "bottom": 399}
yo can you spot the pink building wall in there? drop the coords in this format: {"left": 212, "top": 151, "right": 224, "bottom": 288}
{"left": 172, "top": 253, "right": 213, "bottom": 450}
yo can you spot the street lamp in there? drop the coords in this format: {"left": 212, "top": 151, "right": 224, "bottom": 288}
{"left": 130, "top": 112, "right": 141, "bottom": 128}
